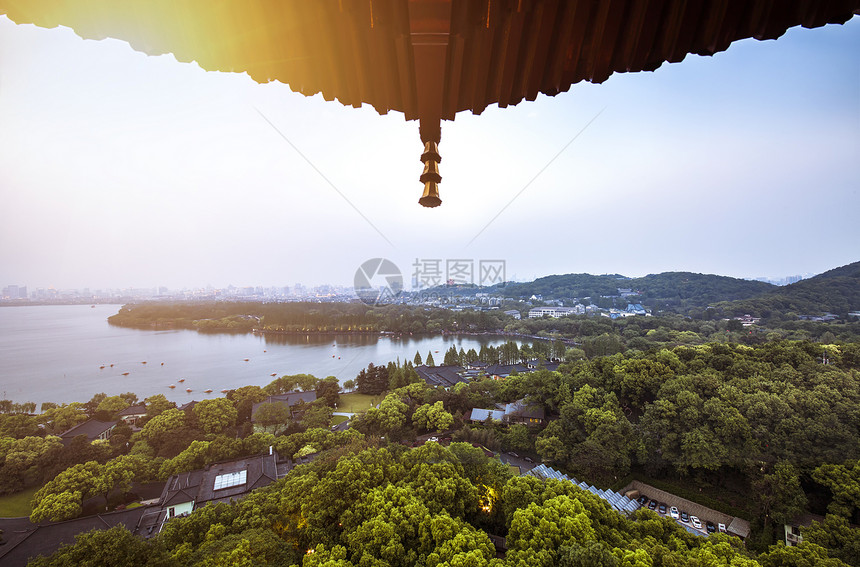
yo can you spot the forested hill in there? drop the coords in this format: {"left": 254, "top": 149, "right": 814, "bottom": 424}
{"left": 816, "top": 261, "right": 860, "bottom": 280}
{"left": 712, "top": 261, "right": 860, "bottom": 318}
{"left": 628, "top": 272, "right": 774, "bottom": 309}
{"left": 490, "top": 274, "right": 627, "bottom": 300}
{"left": 495, "top": 271, "right": 775, "bottom": 312}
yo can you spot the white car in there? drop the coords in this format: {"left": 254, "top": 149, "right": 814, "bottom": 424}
{"left": 690, "top": 516, "right": 702, "bottom": 530}
{"left": 718, "top": 523, "right": 727, "bottom": 533}
{"left": 669, "top": 506, "right": 679, "bottom": 520}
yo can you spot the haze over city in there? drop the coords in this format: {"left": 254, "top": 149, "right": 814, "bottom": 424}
{"left": 1, "top": 15, "right": 858, "bottom": 290}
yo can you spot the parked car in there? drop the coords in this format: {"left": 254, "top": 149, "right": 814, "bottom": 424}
{"left": 524, "top": 456, "right": 533, "bottom": 463}
{"left": 680, "top": 511, "right": 689, "bottom": 523}
{"left": 658, "top": 503, "right": 667, "bottom": 515}
{"left": 706, "top": 522, "right": 716, "bottom": 534}
{"left": 637, "top": 495, "right": 648, "bottom": 506}
{"left": 690, "top": 516, "right": 702, "bottom": 529}
{"left": 669, "top": 506, "right": 679, "bottom": 519}
{"left": 718, "top": 523, "right": 727, "bottom": 534}
{"left": 648, "top": 500, "right": 658, "bottom": 510}
{"left": 508, "top": 452, "right": 519, "bottom": 458}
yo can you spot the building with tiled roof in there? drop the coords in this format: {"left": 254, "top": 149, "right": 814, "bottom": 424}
{"left": 116, "top": 404, "right": 147, "bottom": 427}
{"left": 0, "top": 508, "right": 149, "bottom": 566}
{"left": 58, "top": 419, "right": 117, "bottom": 445}
{"left": 415, "top": 365, "right": 468, "bottom": 389}
{"left": 484, "top": 363, "right": 529, "bottom": 379}
{"left": 149, "top": 451, "right": 315, "bottom": 535}
{"left": 418, "top": 359, "right": 561, "bottom": 387}
{"left": 503, "top": 399, "right": 546, "bottom": 425}
{"left": 0, "top": 452, "right": 317, "bottom": 564}
{"left": 468, "top": 408, "right": 505, "bottom": 423}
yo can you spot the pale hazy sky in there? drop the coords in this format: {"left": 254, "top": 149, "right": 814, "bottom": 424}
{"left": 1, "top": 15, "right": 858, "bottom": 290}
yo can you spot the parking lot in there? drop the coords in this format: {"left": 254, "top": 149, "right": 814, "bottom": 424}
{"left": 487, "top": 458, "right": 749, "bottom": 539}
{"left": 622, "top": 480, "right": 749, "bottom": 539}
{"left": 499, "top": 451, "right": 539, "bottom": 474}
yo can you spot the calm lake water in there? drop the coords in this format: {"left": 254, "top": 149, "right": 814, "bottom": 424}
{"left": 0, "top": 305, "right": 519, "bottom": 407}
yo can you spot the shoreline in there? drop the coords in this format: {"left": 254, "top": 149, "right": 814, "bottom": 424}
{"left": 107, "top": 320, "right": 576, "bottom": 345}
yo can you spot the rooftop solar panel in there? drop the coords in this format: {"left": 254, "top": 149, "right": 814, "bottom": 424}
{"left": 213, "top": 470, "right": 247, "bottom": 491}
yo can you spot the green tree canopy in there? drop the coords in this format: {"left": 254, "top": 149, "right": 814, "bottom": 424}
{"left": 412, "top": 401, "right": 454, "bottom": 433}
{"left": 317, "top": 376, "right": 341, "bottom": 407}
{"left": 253, "top": 402, "right": 292, "bottom": 435}
{"left": 143, "top": 394, "right": 176, "bottom": 420}
{"left": 193, "top": 398, "right": 238, "bottom": 435}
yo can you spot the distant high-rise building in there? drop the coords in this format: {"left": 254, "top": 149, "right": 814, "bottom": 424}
{"left": 2, "top": 285, "right": 26, "bottom": 299}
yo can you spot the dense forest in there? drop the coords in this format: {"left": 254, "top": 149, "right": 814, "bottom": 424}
{"left": 711, "top": 262, "right": 860, "bottom": 321}
{"left": 107, "top": 301, "right": 512, "bottom": 335}
{"left": 26, "top": 444, "right": 829, "bottom": 567}
{"left": 2, "top": 339, "right": 860, "bottom": 565}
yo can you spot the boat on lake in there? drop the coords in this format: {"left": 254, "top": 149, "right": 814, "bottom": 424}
{"left": 204, "top": 389, "right": 212, "bottom": 393}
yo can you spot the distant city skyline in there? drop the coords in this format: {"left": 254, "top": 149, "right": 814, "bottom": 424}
{"left": 0, "top": 267, "right": 828, "bottom": 300}
{"left": 1, "top": 15, "right": 858, "bottom": 291}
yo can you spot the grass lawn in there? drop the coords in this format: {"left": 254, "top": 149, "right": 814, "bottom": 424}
{"left": 0, "top": 486, "right": 38, "bottom": 518}
{"left": 337, "top": 392, "right": 385, "bottom": 413}
{"left": 331, "top": 415, "right": 348, "bottom": 426}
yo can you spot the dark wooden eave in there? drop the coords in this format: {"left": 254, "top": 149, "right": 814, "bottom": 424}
{"left": 3, "top": 0, "right": 858, "bottom": 123}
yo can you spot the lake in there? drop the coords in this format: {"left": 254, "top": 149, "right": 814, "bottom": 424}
{"left": 0, "top": 305, "right": 520, "bottom": 407}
